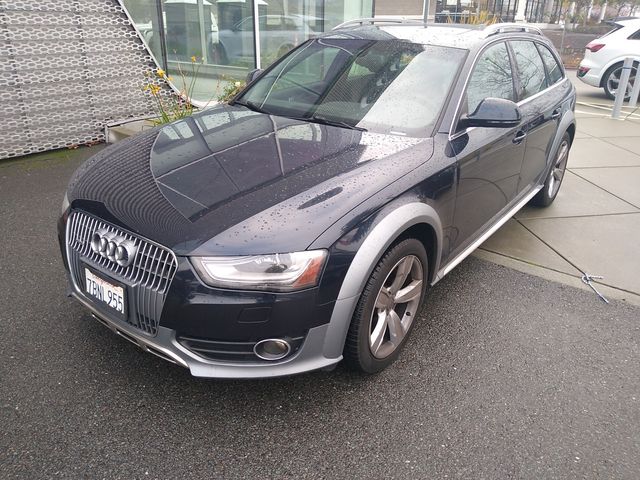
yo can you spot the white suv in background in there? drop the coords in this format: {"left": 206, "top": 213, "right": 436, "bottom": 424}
{"left": 577, "top": 18, "right": 640, "bottom": 99}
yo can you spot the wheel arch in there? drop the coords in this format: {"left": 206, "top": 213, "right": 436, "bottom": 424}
{"left": 566, "top": 122, "right": 576, "bottom": 146}
{"left": 321, "top": 202, "right": 443, "bottom": 359}
{"left": 598, "top": 57, "right": 640, "bottom": 87}
{"left": 395, "top": 223, "right": 438, "bottom": 285}
{"left": 547, "top": 110, "right": 576, "bottom": 174}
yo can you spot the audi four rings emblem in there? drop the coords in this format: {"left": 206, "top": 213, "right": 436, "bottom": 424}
{"left": 90, "top": 229, "right": 138, "bottom": 267}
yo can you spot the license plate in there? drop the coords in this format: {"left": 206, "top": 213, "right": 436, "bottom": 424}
{"left": 84, "top": 268, "right": 126, "bottom": 317}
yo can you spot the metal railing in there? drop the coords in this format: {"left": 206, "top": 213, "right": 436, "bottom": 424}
{"left": 333, "top": 17, "right": 427, "bottom": 30}
{"left": 483, "top": 23, "right": 543, "bottom": 36}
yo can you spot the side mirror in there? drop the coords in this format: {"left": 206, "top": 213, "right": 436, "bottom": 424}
{"left": 246, "top": 68, "right": 263, "bottom": 84}
{"left": 459, "top": 98, "right": 521, "bottom": 129}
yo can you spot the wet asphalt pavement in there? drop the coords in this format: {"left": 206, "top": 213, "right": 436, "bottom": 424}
{"left": 1, "top": 147, "right": 639, "bottom": 479}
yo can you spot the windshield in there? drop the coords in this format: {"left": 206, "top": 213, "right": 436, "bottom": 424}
{"left": 236, "top": 38, "right": 466, "bottom": 138}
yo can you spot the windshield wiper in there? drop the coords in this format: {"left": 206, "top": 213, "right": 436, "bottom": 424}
{"left": 233, "top": 103, "right": 366, "bottom": 132}
{"left": 309, "top": 115, "right": 367, "bottom": 132}
{"left": 233, "top": 99, "right": 269, "bottom": 115}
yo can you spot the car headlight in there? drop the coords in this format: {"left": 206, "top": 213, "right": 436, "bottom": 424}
{"left": 191, "top": 250, "right": 328, "bottom": 292}
{"left": 61, "top": 192, "right": 70, "bottom": 214}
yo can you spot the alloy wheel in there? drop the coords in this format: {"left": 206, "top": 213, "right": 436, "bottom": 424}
{"left": 607, "top": 66, "right": 636, "bottom": 99}
{"left": 369, "top": 255, "right": 424, "bottom": 359}
{"left": 547, "top": 138, "right": 569, "bottom": 198}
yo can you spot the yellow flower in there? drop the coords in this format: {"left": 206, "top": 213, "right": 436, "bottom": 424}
{"left": 157, "top": 68, "right": 165, "bottom": 78}
{"left": 191, "top": 56, "right": 197, "bottom": 63}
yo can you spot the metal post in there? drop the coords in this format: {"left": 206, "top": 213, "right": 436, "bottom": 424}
{"left": 629, "top": 62, "right": 640, "bottom": 109}
{"left": 155, "top": 0, "right": 169, "bottom": 70}
{"left": 423, "top": 0, "right": 429, "bottom": 23}
{"left": 612, "top": 57, "right": 634, "bottom": 119}
{"left": 197, "top": 0, "right": 208, "bottom": 64}
{"left": 253, "top": 0, "right": 261, "bottom": 69}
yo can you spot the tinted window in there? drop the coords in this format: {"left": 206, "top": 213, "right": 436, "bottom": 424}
{"left": 466, "top": 42, "right": 515, "bottom": 114}
{"left": 537, "top": 44, "right": 563, "bottom": 85}
{"left": 602, "top": 24, "right": 623, "bottom": 37}
{"left": 511, "top": 41, "right": 548, "bottom": 100}
{"left": 630, "top": 29, "right": 640, "bottom": 40}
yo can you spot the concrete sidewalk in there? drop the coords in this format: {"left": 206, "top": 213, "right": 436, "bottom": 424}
{"left": 476, "top": 76, "right": 640, "bottom": 305}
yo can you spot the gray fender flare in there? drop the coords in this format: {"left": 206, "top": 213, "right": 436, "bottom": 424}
{"left": 322, "top": 202, "right": 443, "bottom": 359}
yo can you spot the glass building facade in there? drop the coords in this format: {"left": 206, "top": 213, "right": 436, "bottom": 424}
{"left": 122, "top": 0, "right": 374, "bottom": 102}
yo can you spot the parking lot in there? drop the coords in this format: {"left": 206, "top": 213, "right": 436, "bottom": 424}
{"left": 1, "top": 79, "right": 639, "bottom": 479}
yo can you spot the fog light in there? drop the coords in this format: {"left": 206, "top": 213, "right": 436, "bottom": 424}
{"left": 254, "top": 339, "right": 291, "bottom": 361}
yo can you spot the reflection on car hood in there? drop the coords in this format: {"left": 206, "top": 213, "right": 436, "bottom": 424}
{"left": 69, "top": 104, "right": 432, "bottom": 255}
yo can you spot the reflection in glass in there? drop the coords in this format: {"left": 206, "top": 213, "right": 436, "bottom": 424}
{"left": 511, "top": 41, "right": 548, "bottom": 100}
{"left": 160, "top": 0, "right": 255, "bottom": 102}
{"left": 123, "top": 0, "right": 376, "bottom": 103}
{"left": 254, "top": 1, "right": 322, "bottom": 68}
{"left": 537, "top": 44, "right": 563, "bottom": 85}
{"left": 466, "top": 42, "right": 514, "bottom": 114}
{"left": 238, "top": 38, "right": 465, "bottom": 137}
{"left": 122, "top": 0, "right": 164, "bottom": 60}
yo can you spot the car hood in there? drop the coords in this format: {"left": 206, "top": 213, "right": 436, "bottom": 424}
{"left": 68, "top": 104, "right": 432, "bottom": 255}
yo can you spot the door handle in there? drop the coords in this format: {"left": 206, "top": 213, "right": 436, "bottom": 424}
{"left": 512, "top": 130, "right": 527, "bottom": 144}
{"left": 551, "top": 109, "right": 561, "bottom": 120}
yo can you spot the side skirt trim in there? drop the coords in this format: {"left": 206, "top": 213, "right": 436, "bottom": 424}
{"left": 433, "top": 185, "right": 543, "bottom": 283}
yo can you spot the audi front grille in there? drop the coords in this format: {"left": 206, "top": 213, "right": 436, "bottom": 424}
{"left": 66, "top": 210, "right": 177, "bottom": 336}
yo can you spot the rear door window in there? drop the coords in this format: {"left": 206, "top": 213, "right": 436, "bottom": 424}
{"left": 510, "top": 40, "right": 548, "bottom": 101}
{"left": 537, "top": 44, "right": 563, "bottom": 85}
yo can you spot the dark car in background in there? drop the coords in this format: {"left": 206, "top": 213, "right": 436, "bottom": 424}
{"left": 59, "top": 20, "right": 576, "bottom": 378}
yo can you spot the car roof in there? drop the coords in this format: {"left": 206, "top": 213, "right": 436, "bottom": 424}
{"left": 324, "top": 19, "right": 545, "bottom": 50}
{"left": 612, "top": 17, "right": 640, "bottom": 27}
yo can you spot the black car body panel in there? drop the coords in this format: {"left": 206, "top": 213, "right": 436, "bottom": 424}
{"left": 67, "top": 105, "right": 430, "bottom": 256}
{"left": 59, "top": 22, "right": 576, "bottom": 378}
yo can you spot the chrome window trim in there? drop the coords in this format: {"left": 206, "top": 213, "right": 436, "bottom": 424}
{"left": 448, "top": 37, "right": 568, "bottom": 139}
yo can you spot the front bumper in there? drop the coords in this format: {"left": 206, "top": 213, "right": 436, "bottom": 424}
{"left": 72, "top": 287, "right": 342, "bottom": 378}
{"left": 61, "top": 209, "right": 345, "bottom": 378}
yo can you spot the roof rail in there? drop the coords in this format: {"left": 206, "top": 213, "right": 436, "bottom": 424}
{"left": 484, "top": 23, "right": 543, "bottom": 36}
{"left": 332, "top": 17, "right": 426, "bottom": 30}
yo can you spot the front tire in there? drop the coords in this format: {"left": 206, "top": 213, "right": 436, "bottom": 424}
{"left": 344, "top": 238, "right": 428, "bottom": 373}
{"left": 530, "top": 132, "right": 571, "bottom": 207}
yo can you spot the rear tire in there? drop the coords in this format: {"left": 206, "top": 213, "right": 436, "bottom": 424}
{"left": 602, "top": 62, "right": 638, "bottom": 100}
{"left": 530, "top": 132, "right": 571, "bottom": 207}
{"left": 344, "top": 238, "right": 428, "bottom": 374}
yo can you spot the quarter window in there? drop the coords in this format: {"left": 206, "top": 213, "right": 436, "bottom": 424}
{"left": 466, "top": 42, "right": 515, "bottom": 115}
{"left": 510, "top": 40, "right": 548, "bottom": 100}
{"left": 630, "top": 29, "right": 640, "bottom": 40}
{"left": 537, "top": 44, "right": 563, "bottom": 85}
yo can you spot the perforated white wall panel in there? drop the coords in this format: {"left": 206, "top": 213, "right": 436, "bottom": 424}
{"left": 0, "top": 0, "right": 167, "bottom": 160}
